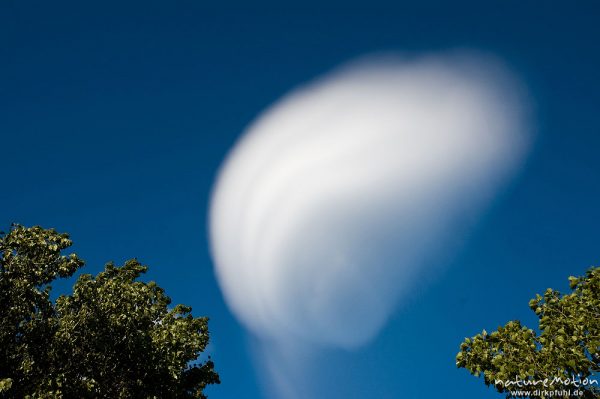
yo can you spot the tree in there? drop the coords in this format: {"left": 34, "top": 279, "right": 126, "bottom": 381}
{"left": 0, "top": 224, "right": 219, "bottom": 398}
{"left": 456, "top": 266, "right": 599, "bottom": 398}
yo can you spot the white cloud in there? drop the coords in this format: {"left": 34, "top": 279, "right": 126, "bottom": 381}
{"left": 209, "top": 51, "right": 532, "bottom": 397}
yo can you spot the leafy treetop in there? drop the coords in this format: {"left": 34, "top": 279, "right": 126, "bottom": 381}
{"left": 456, "top": 266, "right": 599, "bottom": 399}
{"left": 0, "top": 224, "right": 219, "bottom": 399}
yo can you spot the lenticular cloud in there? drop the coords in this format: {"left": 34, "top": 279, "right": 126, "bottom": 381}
{"left": 209, "top": 52, "right": 531, "bottom": 350}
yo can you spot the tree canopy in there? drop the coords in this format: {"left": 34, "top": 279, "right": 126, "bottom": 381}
{"left": 0, "top": 224, "right": 219, "bottom": 398}
{"left": 457, "top": 266, "right": 599, "bottom": 398}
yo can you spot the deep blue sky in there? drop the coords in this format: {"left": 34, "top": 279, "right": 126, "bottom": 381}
{"left": 1, "top": 1, "right": 599, "bottom": 398}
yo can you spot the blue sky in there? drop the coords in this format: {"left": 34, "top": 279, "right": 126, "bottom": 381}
{"left": 1, "top": 1, "right": 600, "bottom": 398}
